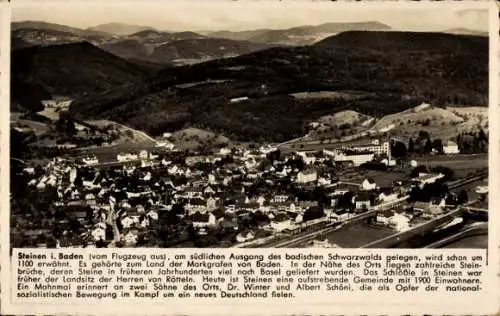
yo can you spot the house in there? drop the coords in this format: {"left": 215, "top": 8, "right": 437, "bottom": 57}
{"left": 378, "top": 188, "right": 398, "bottom": 203}
{"left": 236, "top": 230, "right": 255, "bottom": 243}
{"left": 325, "top": 149, "right": 375, "bottom": 167}
{"left": 82, "top": 155, "right": 99, "bottom": 166}
{"left": 192, "top": 212, "right": 216, "bottom": 228}
{"left": 360, "top": 178, "right": 377, "bottom": 191}
{"left": 332, "top": 209, "right": 350, "bottom": 222}
{"left": 121, "top": 216, "right": 134, "bottom": 229}
{"left": 355, "top": 192, "right": 372, "bottom": 210}
{"left": 443, "top": 141, "right": 460, "bottom": 154}
{"left": 429, "top": 197, "right": 446, "bottom": 214}
{"left": 415, "top": 173, "right": 444, "bottom": 186}
{"left": 219, "top": 215, "right": 239, "bottom": 231}
{"left": 186, "top": 198, "right": 207, "bottom": 213}
{"left": 230, "top": 96, "right": 249, "bottom": 103}
{"left": 156, "top": 139, "right": 175, "bottom": 149}
{"left": 256, "top": 196, "right": 267, "bottom": 206}
{"left": 85, "top": 193, "right": 97, "bottom": 207}
{"left": 145, "top": 208, "right": 158, "bottom": 220}
{"left": 414, "top": 200, "right": 443, "bottom": 215}
{"left": 270, "top": 213, "right": 293, "bottom": 232}
{"left": 271, "top": 194, "right": 289, "bottom": 204}
{"left": 139, "top": 150, "right": 149, "bottom": 160}
{"left": 117, "top": 152, "right": 138, "bottom": 162}
{"left": 296, "top": 169, "right": 317, "bottom": 184}
{"left": 206, "top": 197, "right": 217, "bottom": 210}
{"left": 389, "top": 213, "right": 411, "bottom": 232}
{"left": 377, "top": 210, "right": 395, "bottom": 225}
{"left": 91, "top": 226, "right": 106, "bottom": 241}
{"left": 296, "top": 152, "right": 316, "bottom": 165}
{"left": 203, "top": 185, "right": 216, "bottom": 195}
{"left": 184, "top": 187, "right": 203, "bottom": 199}
{"left": 123, "top": 229, "right": 139, "bottom": 246}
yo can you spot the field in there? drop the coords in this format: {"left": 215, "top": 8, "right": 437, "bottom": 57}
{"left": 416, "top": 153, "right": 488, "bottom": 178}
{"left": 289, "top": 90, "right": 375, "bottom": 101}
{"left": 324, "top": 222, "right": 394, "bottom": 248}
{"left": 170, "top": 127, "right": 230, "bottom": 151}
{"left": 371, "top": 105, "right": 487, "bottom": 141}
{"left": 280, "top": 105, "right": 488, "bottom": 152}
{"left": 86, "top": 119, "right": 157, "bottom": 146}
{"left": 11, "top": 113, "right": 50, "bottom": 136}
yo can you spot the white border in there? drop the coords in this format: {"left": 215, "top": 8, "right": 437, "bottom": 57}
{"left": 1, "top": 1, "right": 498, "bottom": 315}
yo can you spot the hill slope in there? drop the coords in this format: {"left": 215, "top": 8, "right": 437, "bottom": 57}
{"left": 12, "top": 21, "right": 110, "bottom": 37}
{"left": 149, "top": 38, "right": 271, "bottom": 65}
{"left": 12, "top": 42, "right": 154, "bottom": 111}
{"left": 62, "top": 31, "right": 487, "bottom": 142}
{"left": 87, "top": 23, "right": 156, "bottom": 36}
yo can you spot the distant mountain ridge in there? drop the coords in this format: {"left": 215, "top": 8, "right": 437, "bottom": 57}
{"left": 443, "top": 28, "right": 488, "bottom": 37}
{"left": 12, "top": 21, "right": 110, "bottom": 37}
{"left": 12, "top": 21, "right": 271, "bottom": 65}
{"left": 87, "top": 22, "right": 157, "bottom": 36}
{"left": 209, "top": 21, "right": 391, "bottom": 45}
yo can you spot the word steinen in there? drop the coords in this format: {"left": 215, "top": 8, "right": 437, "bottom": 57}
{"left": 18, "top": 252, "right": 83, "bottom": 260}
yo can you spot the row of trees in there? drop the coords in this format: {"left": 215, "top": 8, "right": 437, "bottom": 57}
{"left": 391, "top": 127, "right": 488, "bottom": 158}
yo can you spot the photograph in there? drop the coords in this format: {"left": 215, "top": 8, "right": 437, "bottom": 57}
{"left": 9, "top": 1, "right": 489, "bottom": 249}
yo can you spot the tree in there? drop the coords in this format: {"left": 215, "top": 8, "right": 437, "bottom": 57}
{"left": 430, "top": 165, "right": 455, "bottom": 181}
{"left": 55, "top": 113, "right": 76, "bottom": 136}
{"left": 391, "top": 140, "right": 407, "bottom": 158}
{"left": 457, "top": 190, "right": 468, "bottom": 204}
{"left": 410, "top": 165, "right": 428, "bottom": 178}
{"left": 424, "top": 138, "right": 432, "bottom": 154}
{"left": 431, "top": 139, "right": 444, "bottom": 154}
{"left": 408, "top": 137, "right": 415, "bottom": 153}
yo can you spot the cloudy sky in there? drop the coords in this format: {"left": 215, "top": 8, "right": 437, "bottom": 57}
{"left": 12, "top": 0, "right": 490, "bottom": 33}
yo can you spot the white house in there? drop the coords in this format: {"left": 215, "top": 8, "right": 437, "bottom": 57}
{"left": 156, "top": 140, "right": 175, "bottom": 149}
{"left": 389, "top": 213, "right": 411, "bottom": 232}
{"left": 139, "top": 150, "right": 149, "bottom": 159}
{"left": 147, "top": 210, "right": 159, "bottom": 221}
{"left": 91, "top": 226, "right": 106, "bottom": 241}
{"left": 236, "top": 230, "right": 255, "bottom": 243}
{"left": 82, "top": 155, "right": 99, "bottom": 165}
{"left": 230, "top": 96, "right": 249, "bottom": 103}
{"left": 270, "top": 214, "right": 293, "bottom": 232}
{"left": 219, "top": 148, "right": 232, "bottom": 155}
{"left": 415, "top": 173, "right": 444, "bottom": 186}
{"left": 331, "top": 209, "right": 350, "bottom": 222}
{"left": 443, "top": 141, "right": 460, "bottom": 154}
{"left": 296, "top": 169, "right": 317, "bottom": 184}
{"left": 333, "top": 151, "right": 375, "bottom": 167}
{"left": 192, "top": 212, "right": 216, "bottom": 228}
{"left": 121, "top": 216, "right": 134, "bottom": 229}
{"left": 117, "top": 152, "right": 138, "bottom": 162}
{"left": 360, "top": 178, "right": 377, "bottom": 191}
{"left": 376, "top": 210, "right": 395, "bottom": 225}
{"left": 378, "top": 188, "right": 398, "bottom": 203}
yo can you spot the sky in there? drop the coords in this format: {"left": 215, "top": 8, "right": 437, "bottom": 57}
{"left": 12, "top": 0, "right": 490, "bottom": 33}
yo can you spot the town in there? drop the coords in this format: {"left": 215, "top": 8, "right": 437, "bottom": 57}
{"left": 10, "top": 128, "right": 488, "bottom": 249}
